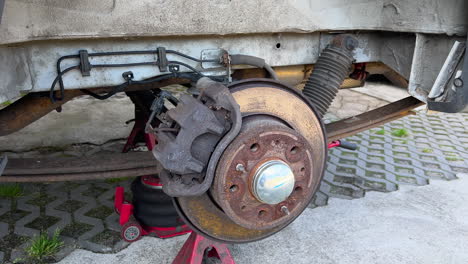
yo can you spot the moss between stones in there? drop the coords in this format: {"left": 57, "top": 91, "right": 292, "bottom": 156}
{"left": 90, "top": 229, "right": 121, "bottom": 248}
{"left": 0, "top": 234, "right": 29, "bottom": 261}
{"left": 446, "top": 156, "right": 463, "bottom": 161}
{"left": 31, "top": 146, "right": 69, "bottom": 154}
{"left": 81, "top": 185, "right": 108, "bottom": 198}
{"left": 0, "top": 100, "right": 12, "bottom": 107}
{"left": 0, "top": 208, "right": 30, "bottom": 224}
{"left": 24, "top": 215, "right": 60, "bottom": 231}
{"left": 60, "top": 222, "right": 93, "bottom": 239}
{"left": 55, "top": 200, "right": 86, "bottom": 213}
{"left": 27, "top": 192, "right": 56, "bottom": 207}
{"left": 84, "top": 205, "right": 113, "bottom": 220}
{"left": 61, "top": 182, "right": 82, "bottom": 192}
{"left": 333, "top": 175, "right": 354, "bottom": 184}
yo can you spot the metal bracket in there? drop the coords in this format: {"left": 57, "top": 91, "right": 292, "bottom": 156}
{"left": 79, "top": 50, "right": 92, "bottom": 77}
{"left": 145, "top": 91, "right": 179, "bottom": 134}
{"left": 428, "top": 37, "right": 468, "bottom": 113}
{"left": 428, "top": 41, "right": 465, "bottom": 99}
{"left": 0, "top": 155, "right": 7, "bottom": 176}
{"left": 158, "top": 47, "right": 168, "bottom": 72}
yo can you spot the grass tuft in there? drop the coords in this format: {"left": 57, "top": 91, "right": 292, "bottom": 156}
{"left": 375, "top": 129, "right": 385, "bottom": 135}
{"left": 0, "top": 183, "right": 23, "bottom": 198}
{"left": 446, "top": 156, "right": 463, "bottom": 162}
{"left": 391, "top": 129, "right": 409, "bottom": 138}
{"left": 26, "top": 229, "right": 63, "bottom": 262}
{"left": 104, "top": 177, "right": 132, "bottom": 184}
{"left": 422, "top": 148, "right": 433, "bottom": 153}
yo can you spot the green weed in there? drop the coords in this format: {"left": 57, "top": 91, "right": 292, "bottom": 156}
{"left": 391, "top": 129, "right": 409, "bottom": 138}
{"left": 375, "top": 129, "right": 385, "bottom": 135}
{"left": 0, "top": 184, "right": 23, "bottom": 198}
{"left": 422, "top": 148, "right": 433, "bottom": 153}
{"left": 26, "top": 229, "right": 63, "bottom": 262}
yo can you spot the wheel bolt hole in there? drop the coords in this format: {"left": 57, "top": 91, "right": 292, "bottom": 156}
{"left": 229, "top": 185, "right": 239, "bottom": 193}
{"left": 250, "top": 143, "right": 259, "bottom": 152}
{"left": 300, "top": 167, "right": 305, "bottom": 172}
{"left": 258, "top": 210, "right": 267, "bottom": 218}
{"left": 294, "top": 186, "right": 303, "bottom": 193}
{"left": 290, "top": 146, "right": 299, "bottom": 154}
{"left": 241, "top": 205, "right": 246, "bottom": 210}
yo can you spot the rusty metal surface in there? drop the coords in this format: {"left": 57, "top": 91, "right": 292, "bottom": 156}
{"left": 176, "top": 79, "right": 327, "bottom": 243}
{"left": 0, "top": 78, "right": 191, "bottom": 137}
{"left": 234, "top": 62, "right": 403, "bottom": 91}
{"left": 326, "top": 96, "right": 424, "bottom": 142}
{"left": 0, "top": 152, "right": 158, "bottom": 182}
{"left": 212, "top": 120, "right": 314, "bottom": 230}
{"left": 174, "top": 192, "right": 285, "bottom": 244}
{"left": 0, "top": 90, "right": 422, "bottom": 186}
{"left": 0, "top": 91, "right": 81, "bottom": 137}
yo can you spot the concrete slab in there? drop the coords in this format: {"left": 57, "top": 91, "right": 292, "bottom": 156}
{"left": 59, "top": 174, "right": 468, "bottom": 264}
{"left": 351, "top": 82, "right": 410, "bottom": 103}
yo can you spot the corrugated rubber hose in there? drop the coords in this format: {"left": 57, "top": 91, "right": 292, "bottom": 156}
{"left": 303, "top": 35, "right": 358, "bottom": 117}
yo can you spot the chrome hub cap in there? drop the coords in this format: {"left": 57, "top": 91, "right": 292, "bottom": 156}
{"left": 252, "top": 160, "right": 295, "bottom": 205}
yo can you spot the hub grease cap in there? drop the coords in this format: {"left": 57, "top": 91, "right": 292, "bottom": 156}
{"left": 252, "top": 160, "right": 295, "bottom": 205}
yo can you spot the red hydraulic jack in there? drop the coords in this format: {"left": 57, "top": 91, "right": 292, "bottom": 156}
{"left": 114, "top": 187, "right": 235, "bottom": 263}
{"left": 115, "top": 99, "right": 235, "bottom": 263}
{"left": 114, "top": 181, "right": 191, "bottom": 241}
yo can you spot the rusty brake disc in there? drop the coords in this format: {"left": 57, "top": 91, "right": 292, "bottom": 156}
{"left": 174, "top": 79, "right": 327, "bottom": 243}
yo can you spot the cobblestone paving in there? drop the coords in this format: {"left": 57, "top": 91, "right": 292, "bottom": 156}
{"left": 0, "top": 104, "right": 467, "bottom": 263}
{"left": 311, "top": 112, "right": 468, "bottom": 207}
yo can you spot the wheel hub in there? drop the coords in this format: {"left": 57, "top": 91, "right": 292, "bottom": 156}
{"left": 211, "top": 117, "right": 315, "bottom": 230}
{"left": 251, "top": 159, "right": 295, "bottom": 205}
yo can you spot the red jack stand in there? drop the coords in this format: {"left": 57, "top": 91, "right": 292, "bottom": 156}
{"left": 173, "top": 232, "right": 235, "bottom": 264}
{"left": 122, "top": 109, "right": 156, "bottom": 152}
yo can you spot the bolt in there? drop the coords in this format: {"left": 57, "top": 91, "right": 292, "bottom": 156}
{"left": 281, "top": 205, "right": 290, "bottom": 216}
{"left": 454, "top": 78, "right": 463, "bottom": 87}
{"left": 230, "top": 185, "right": 238, "bottom": 192}
{"left": 236, "top": 163, "right": 245, "bottom": 172}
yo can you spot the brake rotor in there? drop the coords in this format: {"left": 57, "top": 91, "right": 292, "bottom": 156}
{"left": 211, "top": 116, "right": 316, "bottom": 230}
{"left": 174, "top": 79, "right": 327, "bottom": 243}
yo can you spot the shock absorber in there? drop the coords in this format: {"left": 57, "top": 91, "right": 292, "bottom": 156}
{"left": 303, "top": 35, "right": 358, "bottom": 117}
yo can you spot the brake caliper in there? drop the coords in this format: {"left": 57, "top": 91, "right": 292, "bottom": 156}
{"left": 148, "top": 78, "right": 241, "bottom": 197}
